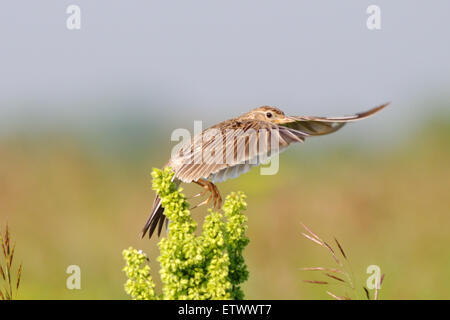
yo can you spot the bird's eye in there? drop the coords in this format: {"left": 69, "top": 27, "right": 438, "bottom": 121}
{"left": 266, "top": 112, "right": 273, "bottom": 118}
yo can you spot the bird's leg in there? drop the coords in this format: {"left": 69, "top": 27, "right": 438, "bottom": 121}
{"left": 190, "top": 179, "right": 222, "bottom": 210}
{"left": 187, "top": 179, "right": 209, "bottom": 199}
{"left": 204, "top": 180, "right": 222, "bottom": 209}
{"left": 210, "top": 182, "right": 222, "bottom": 209}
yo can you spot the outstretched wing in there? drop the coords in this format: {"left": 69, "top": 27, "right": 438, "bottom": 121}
{"left": 169, "top": 119, "right": 309, "bottom": 183}
{"left": 281, "top": 103, "right": 389, "bottom": 136}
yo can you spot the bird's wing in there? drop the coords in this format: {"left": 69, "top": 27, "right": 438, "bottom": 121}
{"left": 281, "top": 103, "right": 389, "bottom": 136}
{"left": 170, "top": 119, "right": 309, "bottom": 183}
{"left": 281, "top": 120, "right": 346, "bottom": 136}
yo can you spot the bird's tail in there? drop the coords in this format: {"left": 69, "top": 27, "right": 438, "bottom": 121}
{"left": 141, "top": 195, "right": 167, "bottom": 239}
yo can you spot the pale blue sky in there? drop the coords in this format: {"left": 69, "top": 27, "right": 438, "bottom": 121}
{"left": 1, "top": 1, "right": 449, "bottom": 140}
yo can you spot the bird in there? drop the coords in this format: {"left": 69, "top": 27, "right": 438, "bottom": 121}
{"left": 142, "top": 102, "right": 389, "bottom": 239}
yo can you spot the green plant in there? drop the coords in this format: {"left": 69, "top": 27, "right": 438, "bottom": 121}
{"left": 122, "top": 167, "right": 249, "bottom": 300}
{"left": 0, "top": 224, "right": 22, "bottom": 300}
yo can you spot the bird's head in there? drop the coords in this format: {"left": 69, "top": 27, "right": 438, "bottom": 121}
{"left": 242, "top": 106, "right": 293, "bottom": 124}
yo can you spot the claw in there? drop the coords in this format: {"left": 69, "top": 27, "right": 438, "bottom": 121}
{"left": 187, "top": 185, "right": 209, "bottom": 199}
{"left": 191, "top": 194, "right": 213, "bottom": 210}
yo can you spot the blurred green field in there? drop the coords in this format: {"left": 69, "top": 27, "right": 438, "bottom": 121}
{"left": 1, "top": 115, "right": 449, "bottom": 300}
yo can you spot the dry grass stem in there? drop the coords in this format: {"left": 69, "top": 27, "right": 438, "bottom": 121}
{"left": 374, "top": 274, "right": 385, "bottom": 300}
{"left": 326, "top": 291, "right": 351, "bottom": 300}
{"left": 301, "top": 224, "right": 384, "bottom": 300}
{"left": 0, "top": 223, "right": 22, "bottom": 300}
{"left": 363, "top": 286, "right": 370, "bottom": 300}
{"left": 325, "top": 273, "right": 346, "bottom": 283}
{"left": 300, "top": 267, "right": 343, "bottom": 274}
{"left": 334, "top": 238, "right": 347, "bottom": 260}
{"left": 303, "top": 280, "right": 328, "bottom": 285}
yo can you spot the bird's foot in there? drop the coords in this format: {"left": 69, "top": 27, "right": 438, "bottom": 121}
{"left": 191, "top": 179, "right": 222, "bottom": 210}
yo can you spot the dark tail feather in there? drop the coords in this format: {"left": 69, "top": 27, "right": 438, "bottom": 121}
{"left": 141, "top": 195, "right": 166, "bottom": 239}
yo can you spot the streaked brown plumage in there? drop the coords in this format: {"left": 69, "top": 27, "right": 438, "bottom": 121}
{"left": 142, "top": 103, "right": 389, "bottom": 238}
